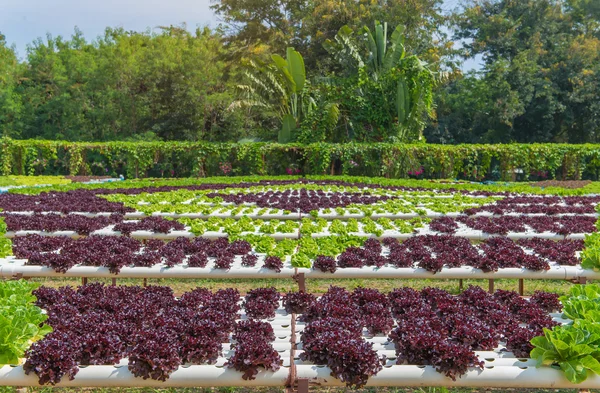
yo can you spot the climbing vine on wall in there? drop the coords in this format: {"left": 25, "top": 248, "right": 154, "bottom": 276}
{"left": 2, "top": 138, "right": 600, "bottom": 181}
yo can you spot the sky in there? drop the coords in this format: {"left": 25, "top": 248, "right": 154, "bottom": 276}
{"left": 0, "top": 0, "right": 481, "bottom": 71}
{"left": 0, "top": 0, "right": 215, "bottom": 57}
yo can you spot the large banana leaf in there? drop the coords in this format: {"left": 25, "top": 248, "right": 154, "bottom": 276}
{"left": 286, "top": 47, "right": 305, "bottom": 93}
{"left": 383, "top": 25, "right": 406, "bottom": 71}
{"left": 324, "top": 25, "right": 365, "bottom": 72}
{"left": 279, "top": 114, "right": 296, "bottom": 143}
{"left": 403, "top": 78, "right": 411, "bottom": 119}
{"left": 325, "top": 103, "right": 340, "bottom": 130}
{"left": 271, "top": 54, "right": 296, "bottom": 92}
{"left": 362, "top": 26, "right": 378, "bottom": 73}
{"left": 375, "top": 21, "right": 387, "bottom": 71}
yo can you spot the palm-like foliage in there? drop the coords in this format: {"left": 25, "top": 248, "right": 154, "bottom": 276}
{"left": 232, "top": 48, "right": 303, "bottom": 142}
{"left": 232, "top": 47, "right": 339, "bottom": 143}
{"left": 324, "top": 21, "right": 406, "bottom": 78}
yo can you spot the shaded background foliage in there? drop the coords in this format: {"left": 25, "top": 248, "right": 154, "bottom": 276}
{"left": 425, "top": 0, "right": 600, "bottom": 144}
{"left": 0, "top": 0, "right": 598, "bottom": 144}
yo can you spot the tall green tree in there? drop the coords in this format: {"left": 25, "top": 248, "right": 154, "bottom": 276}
{"left": 210, "top": 0, "right": 454, "bottom": 73}
{"left": 0, "top": 33, "right": 22, "bottom": 137}
{"left": 10, "top": 26, "right": 243, "bottom": 141}
{"left": 427, "top": 0, "right": 600, "bottom": 143}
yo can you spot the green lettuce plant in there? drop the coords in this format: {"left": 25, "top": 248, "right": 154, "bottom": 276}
{"left": 0, "top": 280, "right": 52, "bottom": 365}
{"left": 531, "top": 321, "right": 600, "bottom": 384}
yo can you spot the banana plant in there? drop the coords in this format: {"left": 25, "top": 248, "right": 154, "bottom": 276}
{"left": 232, "top": 47, "right": 312, "bottom": 143}
{"left": 271, "top": 47, "right": 306, "bottom": 143}
{"left": 325, "top": 21, "right": 406, "bottom": 79}
{"left": 324, "top": 21, "right": 434, "bottom": 142}
{"left": 364, "top": 21, "right": 406, "bottom": 77}
{"left": 322, "top": 25, "right": 365, "bottom": 76}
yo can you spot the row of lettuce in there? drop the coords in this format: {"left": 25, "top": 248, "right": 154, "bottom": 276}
{"left": 101, "top": 188, "right": 499, "bottom": 216}
{"left": 532, "top": 285, "right": 600, "bottom": 383}
{"left": 0, "top": 176, "right": 73, "bottom": 188}
{"left": 8, "top": 175, "right": 600, "bottom": 196}
{"left": 0, "top": 281, "right": 51, "bottom": 365}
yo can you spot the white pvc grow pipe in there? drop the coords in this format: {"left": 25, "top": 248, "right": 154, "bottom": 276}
{"left": 303, "top": 265, "right": 581, "bottom": 280}
{"left": 294, "top": 354, "right": 538, "bottom": 367}
{"left": 0, "top": 263, "right": 296, "bottom": 279}
{"left": 0, "top": 365, "right": 289, "bottom": 387}
{"left": 3, "top": 230, "right": 299, "bottom": 241}
{"left": 0, "top": 262, "right": 591, "bottom": 280}
{"left": 3, "top": 364, "right": 600, "bottom": 389}
{"left": 294, "top": 365, "right": 600, "bottom": 389}
{"left": 309, "top": 231, "right": 585, "bottom": 240}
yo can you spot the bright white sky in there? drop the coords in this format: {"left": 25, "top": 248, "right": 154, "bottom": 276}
{"left": 0, "top": 0, "right": 480, "bottom": 70}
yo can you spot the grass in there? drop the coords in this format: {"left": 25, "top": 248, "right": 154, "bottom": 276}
{"left": 28, "top": 277, "right": 579, "bottom": 297}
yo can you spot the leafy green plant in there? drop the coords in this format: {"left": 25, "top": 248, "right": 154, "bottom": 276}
{"left": 0, "top": 280, "right": 52, "bottom": 365}
{"left": 531, "top": 321, "right": 600, "bottom": 383}
{"left": 560, "top": 285, "right": 600, "bottom": 321}
{"left": 232, "top": 48, "right": 335, "bottom": 143}
{"left": 0, "top": 216, "right": 11, "bottom": 258}
{"left": 291, "top": 253, "right": 311, "bottom": 268}
{"left": 530, "top": 284, "right": 600, "bottom": 383}
{"left": 323, "top": 21, "right": 436, "bottom": 141}
{"left": 272, "top": 47, "right": 306, "bottom": 143}
{"left": 582, "top": 233, "right": 600, "bottom": 271}
{"left": 5, "top": 140, "right": 600, "bottom": 182}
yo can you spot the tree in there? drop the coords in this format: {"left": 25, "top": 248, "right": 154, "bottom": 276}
{"left": 566, "top": 0, "right": 600, "bottom": 35}
{"left": 210, "top": 0, "right": 303, "bottom": 52}
{"left": 428, "top": 0, "right": 600, "bottom": 143}
{"left": 0, "top": 33, "right": 22, "bottom": 138}
{"left": 9, "top": 26, "right": 243, "bottom": 142}
{"left": 210, "top": 0, "right": 454, "bottom": 73}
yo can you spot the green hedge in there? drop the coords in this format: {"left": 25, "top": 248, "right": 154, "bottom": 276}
{"left": 3, "top": 138, "right": 600, "bottom": 181}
